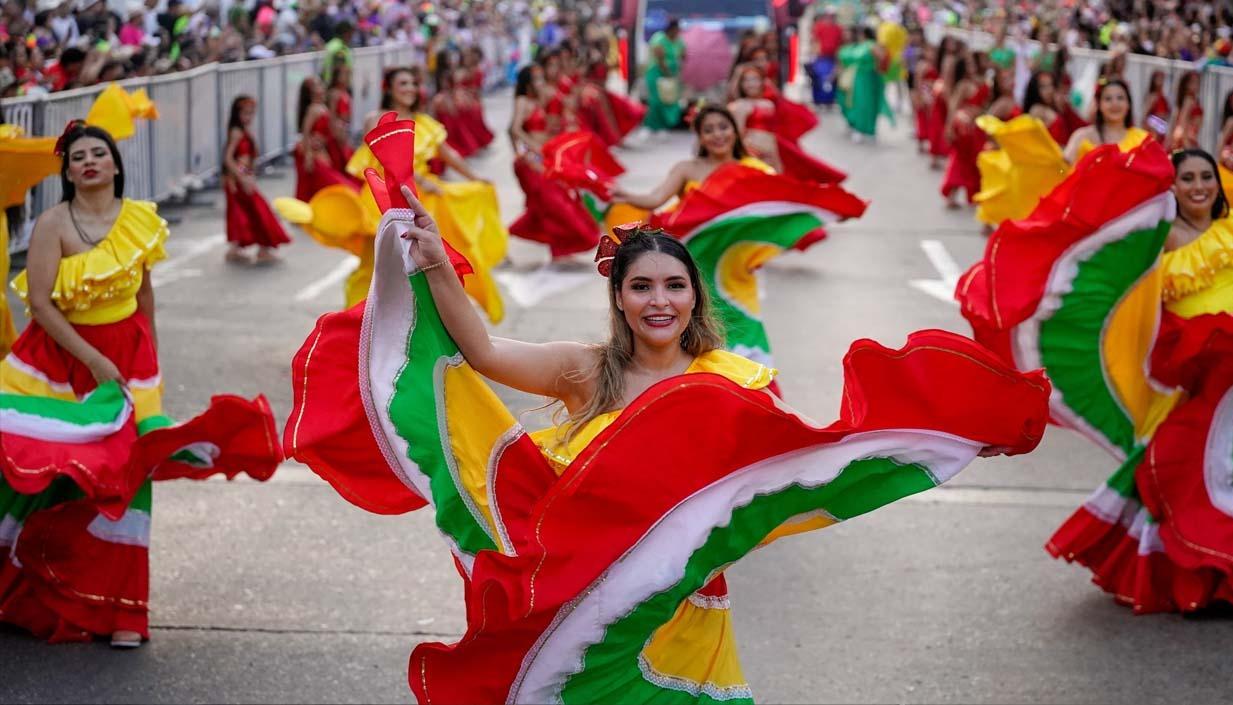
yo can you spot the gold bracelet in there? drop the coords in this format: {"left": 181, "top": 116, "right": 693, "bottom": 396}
{"left": 420, "top": 259, "right": 449, "bottom": 274}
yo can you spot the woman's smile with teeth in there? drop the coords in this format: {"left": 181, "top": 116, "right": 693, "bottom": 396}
{"left": 644, "top": 314, "right": 676, "bottom": 327}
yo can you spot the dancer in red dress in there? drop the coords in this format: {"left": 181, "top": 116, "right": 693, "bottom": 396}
{"left": 578, "top": 39, "right": 646, "bottom": 147}
{"left": 432, "top": 55, "right": 482, "bottom": 158}
{"left": 325, "top": 55, "right": 356, "bottom": 168}
{"left": 1142, "top": 71, "right": 1170, "bottom": 143}
{"left": 940, "top": 51, "right": 989, "bottom": 208}
{"left": 1, "top": 123, "right": 281, "bottom": 648}
{"left": 458, "top": 47, "right": 495, "bottom": 151}
{"left": 221, "top": 95, "right": 290, "bottom": 265}
{"left": 1022, "top": 72, "right": 1071, "bottom": 146}
{"left": 508, "top": 64, "right": 602, "bottom": 260}
{"left": 728, "top": 65, "right": 846, "bottom": 184}
{"left": 1168, "top": 71, "right": 1203, "bottom": 151}
{"left": 912, "top": 43, "right": 939, "bottom": 153}
{"left": 294, "top": 76, "right": 358, "bottom": 202}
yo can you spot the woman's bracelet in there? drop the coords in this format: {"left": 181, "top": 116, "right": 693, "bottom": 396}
{"left": 420, "top": 259, "right": 449, "bottom": 274}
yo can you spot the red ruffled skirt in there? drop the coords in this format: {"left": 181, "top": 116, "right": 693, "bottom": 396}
{"left": 510, "top": 157, "right": 601, "bottom": 258}
{"left": 774, "top": 134, "right": 847, "bottom": 185}
{"left": 225, "top": 177, "right": 292, "bottom": 249}
{"left": 927, "top": 95, "right": 950, "bottom": 157}
{"left": 438, "top": 109, "right": 482, "bottom": 158}
{"left": 459, "top": 101, "right": 494, "bottom": 151}
{"left": 940, "top": 118, "right": 985, "bottom": 202}
{"left": 580, "top": 86, "right": 647, "bottom": 146}
{"left": 294, "top": 144, "right": 356, "bottom": 202}
{"left": 1, "top": 315, "right": 282, "bottom": 642}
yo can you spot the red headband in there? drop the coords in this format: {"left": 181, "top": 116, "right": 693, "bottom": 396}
{"left": 54, "top": 119, "right": 88, "bottom": 156}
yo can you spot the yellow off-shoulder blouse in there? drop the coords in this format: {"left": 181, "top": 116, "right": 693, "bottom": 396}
{"left": 531, "top": 348, "right": 776, "bottom": 471}
{"left": 12, "top": 199, "right": 168, "bottom": 325}
{"left": 1162, "top": 216, "right": 1233, "bottom": 317}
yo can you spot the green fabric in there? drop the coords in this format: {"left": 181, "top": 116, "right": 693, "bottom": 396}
{"left": 322, "top": 37, "right": 354, "bottom": 85}
{"left": 386, "top": 273, "right": 497, "bottom": 559}
{"left": 0, "top": 380, "right": 126, "bottom": 429}
{"left": 990, "top": 47, "right": 1015, "bottom": 69}
{"left": 644, "top": 32, "right": 684, "bottom": 130}
{"left": 685, "top": 212, "right": 826, "bottom": 361}
{"left": 836, "top": 41, "right": 887, "bottom": 136}
{"left": 560, "top": 456, "right": 939, "bottom": 704}
{"left": 1036, "top": 223, "right": 1168, "bottom": 457}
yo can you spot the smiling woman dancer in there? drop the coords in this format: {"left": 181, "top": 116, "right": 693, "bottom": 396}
{"left": 283, "top": 138, "right": 1049, "bottom": 699}
{"left": 0, "top": 122, "right": 280, "bottom": 648}
{"left": 1062, "top": 79, "right": 1148, "bottom": 164}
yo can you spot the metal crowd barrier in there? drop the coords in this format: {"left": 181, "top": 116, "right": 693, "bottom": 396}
{"left": 940, "top": 26, "right": 1233, "bottom": 154}
{"left": 1, "top": 35, "right": 516, "bottom": 252}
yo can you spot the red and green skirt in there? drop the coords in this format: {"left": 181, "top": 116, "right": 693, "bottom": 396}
{"left": 1, "top": 314, "right": 282, "bottom": 642}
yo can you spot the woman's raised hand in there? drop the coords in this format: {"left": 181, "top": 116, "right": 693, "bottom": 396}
{"left": 398, "top": 184, "right": 449, "bottom": 269}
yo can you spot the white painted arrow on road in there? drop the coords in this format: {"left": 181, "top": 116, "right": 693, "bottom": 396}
{"left": 909, "top": 239, "right": 961, "bottom": 306}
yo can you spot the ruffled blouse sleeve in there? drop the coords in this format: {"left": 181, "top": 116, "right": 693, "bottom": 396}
{"left": 1162, "top": 218, "right": 1233, "bottom": 302}
{"left": 687, "top": 349, "right": 778, "bottom": 390}
{"left": 12, "top": 199, "right": 167, "bottom": 314}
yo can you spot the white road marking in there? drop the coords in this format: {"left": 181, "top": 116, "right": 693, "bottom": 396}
{"left": 294, "top": 255, "right": 361, "bottom": 302}
{"left": 495, "top": 264, "right": 594, "bottom": 308}
{"left": 154, "top": 268, "right": 203, "bottom": 286}
{"left": 909, "top": 238, "right": 962, "bottom": 306}
{"left": 152, "top": 234, "right": 226, "bottom": 288}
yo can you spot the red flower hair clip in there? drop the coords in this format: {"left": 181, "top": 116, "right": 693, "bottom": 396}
{"left": 595, "top": 222, "right": 663, "bottom": 277}
{"left": 54, "top": 119, "right": 88, "bottom": 156}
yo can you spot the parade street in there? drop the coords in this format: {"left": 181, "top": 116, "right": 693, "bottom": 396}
{"left": 3, "top": 89, "right": 1229, "bottom": 704}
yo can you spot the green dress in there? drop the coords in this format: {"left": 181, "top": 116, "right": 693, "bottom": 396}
{"left": 644, "top": 31, "right": 684, "bottom": 130}
{"left": 836, "top": 40, "right": 888, "bottom": 137}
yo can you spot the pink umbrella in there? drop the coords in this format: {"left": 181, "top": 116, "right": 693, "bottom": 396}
{"left": 679, "top": 25, "right": 734, "bottom": 92}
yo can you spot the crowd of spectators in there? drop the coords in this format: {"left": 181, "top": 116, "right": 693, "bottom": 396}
{"left": 928, "top": 0, "right": 1233, "bottom": 65}
{"left": 0, "top": 0, "right": 529, "bottom": 99}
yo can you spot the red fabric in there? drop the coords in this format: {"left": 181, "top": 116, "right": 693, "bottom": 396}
{"left": 578, "top": 85, "right": 646, "bottom": 146}
{"left": 770, "top": 93, "right": 819, "bottom": 142}
{"left": 225, "top": 135, "right": 292, "bottom": 249}
{"left": 0, "top": 499, "right": 150, "bottom": 642}
{"left": 1, "top": 314, "right": 282, "bottom": 642}
{"left": 510, "top": 157, "right": 601, "bottom": 257}
{"left": 313, "top": 112, "right": 354, "bottom": 176}
{"left": 407, "top": 330, "right": 1050, "bottom": 703}
{"left": 361, "top": 113, "right": 474, "bottom": 280}
{"left": 956, "top": 138, "right": 1175, "bottom": 356}
{"left": 435, "top": 102, "right": 481, "bottom": 157}
{"left": 522, "top": 106, "right": 549, "bottom": 134}
{"left": 654, "top": 162, "right": 866, "bottom": 237}
{"left": 927, "top": 86, "right": 950, "bottom": 157}
{"left": 7, "top": 314, "right": 159, "bottom": 401}
{"left": 813, "top": 19, "right": 843, "bottom": 58}
{"left": 940, "top": 116, "right": 986, "bottom": 202}
{"left": 294, "top": 142, "right": 357, "bottom": 202}
{"left": 746, "top": 104, "right": 777, "bottom": 132}
{"left": 775, "top": 133, "right": 847, "bottom": 185}
{"left": 284, "top": 300, "right": 428, "bottom": 514}
{"left": 458, "top": 100, "right": 495, "bottom": 150}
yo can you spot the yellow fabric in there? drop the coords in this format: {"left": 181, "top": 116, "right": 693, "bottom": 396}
{"left": 1161, "top": 217, "right": 1233, "bottom": 317}
{"left": 1076, "top": 126, "right": 1149, "bottom": 162}
{"left": 1, "top": 210, "right": 14, "bottom": 358}
{"left": 344, "top": 243, "right": 374, "bottom": 309}
{"left": 0, "top": 125, "right": 59, "bottom": 210}
{"left": 639, "top": 594, "right": 748, "bottom": 694}
{"left": 442, "top": 361, "right": 523, "bottom": 553}
{"left": 531, "top": 348, "right": 772, "bottom": 698}
{"left": 0, "top": 328, "right": 163, "bottom": 419}
{"left": 1102, "top": 268, "right": 1180, "bottom": 441}
{"left": 412, "top": 112, "right": 448, "bottom": 174}
{"left": 335, "top": 126, "right": 507, "bottom": 321}
{"left": 85, "top": 84, "right": 160, "bottom": 142}
{"left": 273, "top": 183, "right": 376, "bottom": 309}
{"left": 531, "top": 349, "right": 776, "bottom": 469}
{"left": 12, "top": 200, "right": 167, "bottom": 325}
{"left": 717, "top": 241, "right": 780, "bottom": 319}
{"left": 411, "top": 113, "right": 507, "bottom": 324}
{"left": 422, "top": 177, "right": 507, "bottom": 323}
{"left": 1220, "top": 165, "right": 1233, "bottom": 218}
{"left": 973, "top": 115, "right": 1069, "bottom": 226}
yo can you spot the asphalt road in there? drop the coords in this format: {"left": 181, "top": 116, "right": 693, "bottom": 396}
{"left": 3, "top": 89, "right": 1229, "bottom": 704}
